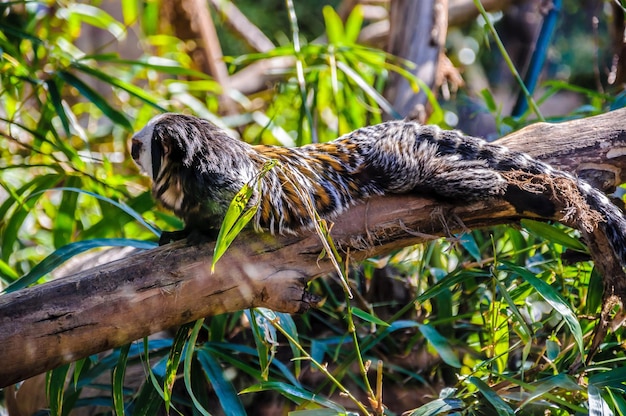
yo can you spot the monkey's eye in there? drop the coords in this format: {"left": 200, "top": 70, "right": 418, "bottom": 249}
{"left": 131, "top": 139, "right": 143, "bottom": 161}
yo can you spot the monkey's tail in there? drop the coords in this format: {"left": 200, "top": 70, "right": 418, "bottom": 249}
{"left": 578, "top": 180, "right": 626, "bottom": 270}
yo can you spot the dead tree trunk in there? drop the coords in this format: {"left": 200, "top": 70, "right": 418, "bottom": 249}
{"left": 1, "top": 109, "right": 626, "bottom": 387}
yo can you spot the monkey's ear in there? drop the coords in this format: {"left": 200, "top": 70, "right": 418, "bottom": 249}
{"left": 152, "top": 120, "right": 200, "bottom": 168}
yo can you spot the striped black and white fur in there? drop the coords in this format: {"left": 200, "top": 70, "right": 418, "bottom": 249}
{"left": 130, "top": 113, "right": 626, "bottom": 269}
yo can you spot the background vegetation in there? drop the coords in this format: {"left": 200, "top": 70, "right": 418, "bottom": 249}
{"left": 1, "top": 0, "right": 625, "bottom": 414}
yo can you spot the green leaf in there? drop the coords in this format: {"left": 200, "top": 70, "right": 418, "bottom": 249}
{"left": 46, "top": 79, "right": 71, "bottom": 136}
{"left": 585, "top": 267, "right": 604, "bottom": 314}
{"left": 47, "top": 364, "right": 71, "bottom": 416}
{"left": 468, "top": 376, "right": 515, "bottom": 415}
{"left": 589, "top": 366, "right": 626, "bottom": 388}
{"left": 1, "top": 173, "right": 63, "bottom": 262}
{"left": 459, "top": 233, "right": 481, "bottom": 261}
{"left": 405, "top": 397, "right": 464, "bottom": 416}
{"left": 336, "top": 60, "right": 402, "bottom": 119}
{"left": 46, "top": 187, "right": 160, "bottom": 236}
{"left": 351, "top": 307, "right": 390, "bottom": 327}
{"left": 196, "top": 349, "right": 246, "bottom": 416}
{"left": 248, "top": 309, "right": 276, "bottom": 381}
{"left": 521, "top": 219, "right": 587, "bottom": 251}
{"left": 212, "top": 159, "right": 277, "bottom": 270}
{"left": 289, "top": 410, "right": 349, "bottom": 416}
{"left": 495, "top": 279, "right": 532, "bottom": 343}
{"left": 164, "top": 323, "right": 194, "bottom": 413}
{"left": 481, "top": 88, "right": 498, "bottom": 113}
{"left": 240, "top": 381, "right": 346, "bottom": 411}
{"left": 4, "top": 238, "right": 157, "bottom": 293}
{"left": 72, "top": 63, "right": 167, "bottom": 111}
{"left": 275, "top": 312, "right": 302, "bottom": 377}
{"left": 343, "top": 5, "right": 364, "bottom": 44}
{"left": 85, "top": 56, "right": 210, "bottom": 78}
{"left": 65, "top": 3, "right": 126, "bottom": 39}
{"left": 502, "top": 263, "right": 584, "bottom": 355}
{"left": 57, "top": 71, "right": 133, "bottom": 130}
{"left": 605, "top": 387, "right": 626, "bottom": 415}
{"left": 0, "top": 258, "right": 19, "bottom": 282}
{"left": 53, "top": 176, "right": 80, "bottom": 248}
{"left": 418, "top": 323, "right": 461, "bottom": 368}
{"left": 183, "top": 319, "right": 212, "bottom": 416}
{"left": 120, "top": 0, "right": 138, "bottom": 25}
{"left": 519, "top": 374, "right": 582, "bottom": 408}
{"left": 112, "top": 344, "right": 131, "bottom": 416}
{"left": 323, "top": 5, "right": 344, "bottom": 45}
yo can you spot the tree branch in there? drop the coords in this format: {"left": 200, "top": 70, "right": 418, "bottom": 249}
{"left": 1, "top": 108, "right": 625, "bottom": 387}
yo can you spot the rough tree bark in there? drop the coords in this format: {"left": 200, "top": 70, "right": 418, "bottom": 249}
{"left": 1, "top": 109, "right": 626, "bottom": 387}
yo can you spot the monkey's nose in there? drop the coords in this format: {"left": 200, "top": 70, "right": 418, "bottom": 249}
{"left": 131, "top": 139, "right": 142, "bottom": 161}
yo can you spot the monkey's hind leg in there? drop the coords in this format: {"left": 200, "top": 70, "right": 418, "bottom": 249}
{"left": 420, "top": 159, "right": 556, "bottom": 217}
{"left": 418, "top": 159, "right": 509, "bottom": 201}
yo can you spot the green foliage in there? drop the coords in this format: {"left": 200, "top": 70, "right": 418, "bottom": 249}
{"left": 2, "top": 0, "right": 626, "bottom": 415}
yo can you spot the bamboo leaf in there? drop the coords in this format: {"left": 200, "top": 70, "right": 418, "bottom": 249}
{"left": 196, "top": 348, "right": 246, "bottom": 416}
{"left": 164, "top": 323, "right": 194, "bottom": 413}
{"left": 521, "top": 219, "right": 587, "bottom": 251}
{"left": 4, "top": 238, "right": 157, "bottom": 293}
{"left": 502, "top": 263, "right": 584, "bottom": 355}
{"left": 343, "top": 5, "right": 364, "bottom": 44}
{"left": 46, "top": 79, "right": 71, "bottom": 136}
{"left": 351, "top": 307, "right": 390, "bottom": 327}
{"left": 72, "top": 63, "right": 167, "bottom": 111}
{"left": 112, "top": 343, "right": 131, "bottom": 416}
{"left": 323, "top": 6, "right": 344, "bottom": 45}
{"left": 468, "top": 376, "right": 515, "bottom": 415}
{"left": 240, "top": 381, "right": 346, "bottom": 411}
{"left": 406, "top": 397, "right": 464, "bottom": 416}
{"left": 65, "top": 3, "right": 126, "bottom": 39}
{"left": 418, "top": 324, "right": 461, "bottom": 368}
{"left": 57, "top": 71, "right": 132, "bottom": 130}
{"left": 212, "top": 159, "right": 277, "bottom": 271}
{"left": 47, "top": 364, "right": 71, "bottom": 416}
{"left": 183, "top": 319, "right": 212, "bottom": 416}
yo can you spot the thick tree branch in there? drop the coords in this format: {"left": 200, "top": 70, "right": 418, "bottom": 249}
{"left": 1, "top": 109, "right": 626, "bottom": 387}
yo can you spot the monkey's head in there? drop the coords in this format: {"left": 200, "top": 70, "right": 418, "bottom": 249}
{"left": 131, "top": 113, "right": 255, "bottom": 227}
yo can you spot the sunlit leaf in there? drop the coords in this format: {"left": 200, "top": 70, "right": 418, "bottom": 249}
{"left": 468, "top": 376, "right": 515, "bottom": 415}
{"left": 212, "top": 159, "right": 277, "bottom": 270}
{"left": 72, "top": 62, "right": 167, "bottom": 111}
{"left": 45, "top": 79, "right": 71, "bottom": 136}
{"left": 343, "top": 5, "right": 364, "bottom": 44}
{"left": 323, "top": 6, "right": 344, "bottom": 45}
{"left": 121, "top": 0, "right": 138, "bottom": 25}
{"left": 57, "top": 71, "right": 133, "bottom": 130}
{"left": 1, "top": 174, "right": 63, "bottom": 263}
{"left": 64, "top": 3, "right": 126, "bottom": 39}
{"left": 351, "top": 307, "right": 390, "bottom": 327}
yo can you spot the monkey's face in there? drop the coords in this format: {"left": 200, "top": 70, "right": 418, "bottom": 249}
{"left": 130, "top": 113, "right": 253, "bottom": 222}
{"left": 131, "top": 114, "right": 168, "bottom": 181}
